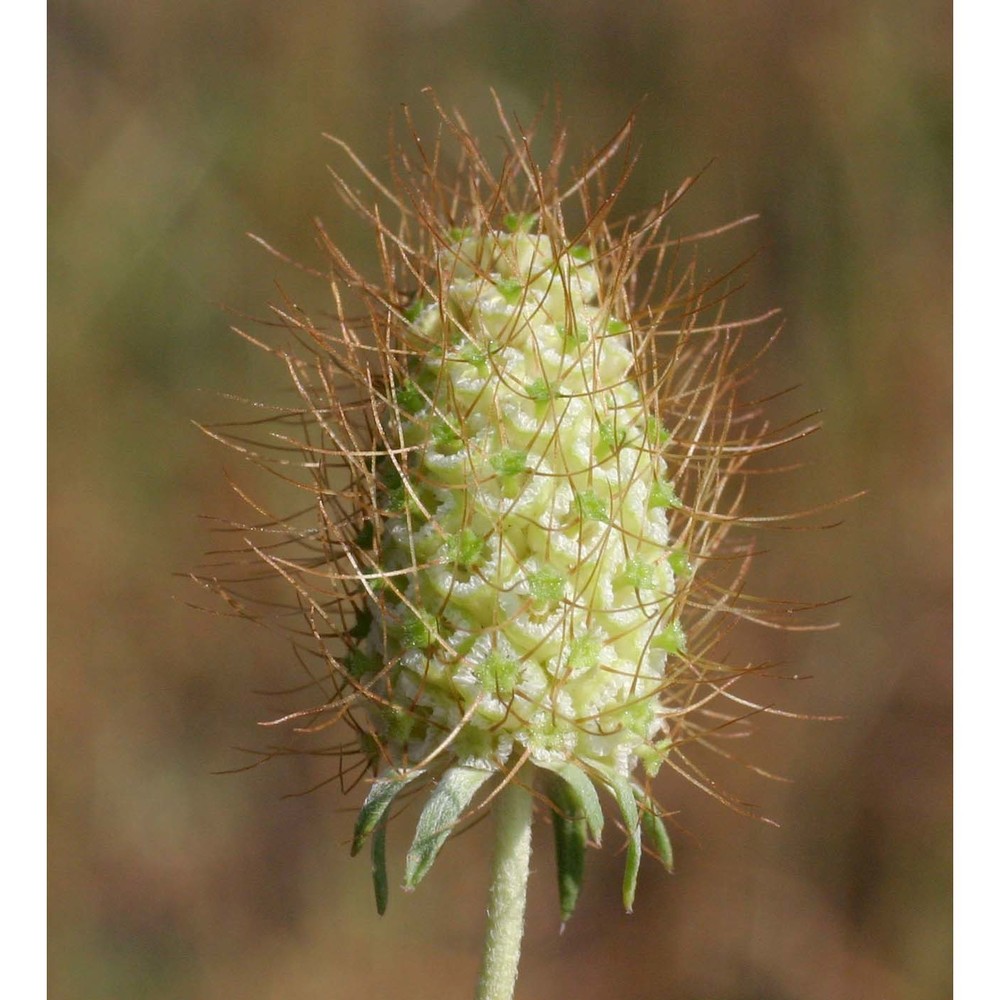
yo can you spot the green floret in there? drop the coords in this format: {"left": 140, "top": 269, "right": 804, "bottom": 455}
{"left": 643, "top": 416, "right": 670, "bottom": 447}
{"left": 402, "top": 297, "right": 426, "bottom": 323}
{"left": 558, "top": 320, "right": 589, "bottom": 348}
{"left": 528, "top": 566, "right": 567, "bottom": 605}
{"left": 431, "top": 419, "right": 462, "bottom": 454}
{"left": 503, "top": 212, "right": 537, "bottom": 234}
{"left": 525, "top": 378, "right": 552, "bottom": 403}
{"left": 668, "top": 548, "right": 693, "bottom": 579}
{"left": 495, "top": 277, "right": 523, "bottom": 305}
{"left": 395, "top": 379, "right": 425, "bottom": 414}
{"left": 651, "top": 621, "right": 687, "bottom": 654}
{"left": 618, "top": 559, "right": 656, "bottom": 590}
{"left": 567, "top": 634, "right": 602, "bottom": 672}
{"left": 345, "top": 647, "right": 381, "bottom": 680}
{"left": 649, "top": 479, "right": 681, "bottom": 509}
{"left": 474, "top": 651, "right": 520, "bottom": 700}
{"left": 458, "top": 341, "right": 489, "bottom": 371}
{"left": 399, "top": 611, "right": 436, "bottom": 650}
{"left": 598, "top": 419, "right": 627, "bottom": 455}
{"left": 490, "top": 448, "right": 528, "bottom": 477}
{"left": 386, "top": 487, "right": 408, "bottom": 513}
{"left": 382, "top": 704, "right": 416, "bottom": 743}
{"left": 445, "top": 528, "right": 487, "bottom": 570}
{"left": 576, "top": 489, "right": 610, "bottom": 524}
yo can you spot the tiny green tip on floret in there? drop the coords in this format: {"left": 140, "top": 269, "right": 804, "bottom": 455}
{"left": 618, "top": 559, "right": 656, "bottom": 590}
{"left": 503, "top": 211, "right": 537, "bottom": 233}
{"left": 669, "top": 548, "right": 693, "bottom": 579}
{"left": 474, "top": 651, "right": 520, "bottom": 700}
{"left": 432, "top": 418, "right": 462, "bottom": 454}
{"left": 566, "top": 634, "right": 602, "bottom": 672}
{"left": 598, "top": 420, "right": 627, "bottom": 455}
{"left": 558, "top": 320, "right": 589, "bottom": 348}
{"left": 445, "top": 528, "right": 487, "bottom": 570}
{"left": 649, "top": 478, "right": 681, "bottom": 509}
{"left": 525, "top": 377, "right": 552, "bottom": 403}
{"left": 399, "top": 611, "right": 436, "bottom": 649}
{"left": 395, "top": 379, "right": 425, "bottom": 414}
{"left": 651, "top": 620, "right": 687, "bottom": 654}
{"left": 528, "top": 566, "right": 567, "bottom": 605}
{"left": 403, "top": 297, "right": 426, "bottom": 323}
{"left": 458, "top": 341, "right": 489, "bottom": 371}
{"left": 495, "top": 277, "right": 523, "bottom": 305}
{"left": 490, "top": 448, "right": 528, "bottom": 477}
{"left": 644, "top": 415, "right": 670, "bottom": 448}
{"left": 345, "top": 647, "right": 380, "bottom": 680}
{"left": 576, "top": 488, "right": 610, "bottom": 524}
{"left": 383, "top": 703, "right": 416, "bottom": 743}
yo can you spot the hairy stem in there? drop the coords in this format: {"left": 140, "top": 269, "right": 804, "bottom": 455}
{"left": 475, "top": 774, "right": 535, "bottom": 1000}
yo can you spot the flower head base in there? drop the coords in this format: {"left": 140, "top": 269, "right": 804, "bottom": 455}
{"left": 199, "top": 99, "right": 819, "bottom": 924}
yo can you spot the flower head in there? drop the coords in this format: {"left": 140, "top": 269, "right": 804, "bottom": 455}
{"left": 200, "top": 98, "right": 815, "bottom": 922}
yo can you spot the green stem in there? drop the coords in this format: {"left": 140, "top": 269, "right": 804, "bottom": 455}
{"left": 475, "top": 773, "right": 534, "bottom": 1000}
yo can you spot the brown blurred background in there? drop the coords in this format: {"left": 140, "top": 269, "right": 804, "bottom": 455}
{"left": 48, "top": 2, "right": 951, "bottom": 998}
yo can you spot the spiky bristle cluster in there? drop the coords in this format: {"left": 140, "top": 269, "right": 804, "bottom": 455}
{"left": 199, "top": 98, "right": 816, "bottom": 921}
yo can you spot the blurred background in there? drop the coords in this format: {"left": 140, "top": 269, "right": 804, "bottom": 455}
{"left": 48, "top": 2, "right": 951, "bottom": 998}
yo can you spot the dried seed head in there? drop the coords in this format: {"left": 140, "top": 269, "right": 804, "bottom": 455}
{"left": 198, "top": 96, "right": 823, "bottom": 919}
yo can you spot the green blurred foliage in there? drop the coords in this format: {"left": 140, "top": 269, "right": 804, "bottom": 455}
{"left": 49, "top": 1, "right": 950, "bottom": 998}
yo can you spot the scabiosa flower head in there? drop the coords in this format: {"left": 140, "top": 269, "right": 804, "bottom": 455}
{"left": 199, "top": 98, "right": 818, "bottom": 929}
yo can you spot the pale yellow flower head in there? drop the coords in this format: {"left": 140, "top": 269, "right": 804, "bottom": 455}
{"left": 199, "top": 102, "right": 816, "bottom": 921}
